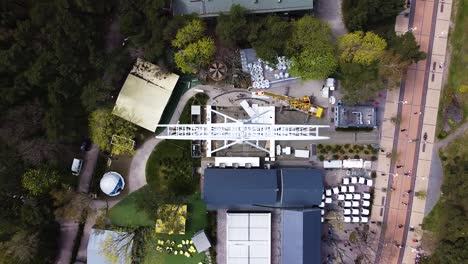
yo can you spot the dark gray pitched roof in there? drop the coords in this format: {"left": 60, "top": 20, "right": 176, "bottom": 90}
{"left": 203, "top": 168, "right": 278, "bottom": 208}
{"left": 281, "top": 168, "right": 323, "bottom": 206}
{"left": 281, "top": 209, "right": 321, "bottom": 264}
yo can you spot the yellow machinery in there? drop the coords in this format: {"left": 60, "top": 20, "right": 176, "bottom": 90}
{"left": 256, "top": 91, "right": 324, "bottom": 118}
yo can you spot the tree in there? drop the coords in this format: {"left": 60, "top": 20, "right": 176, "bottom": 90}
{"left": 216, "top": 4, "right": 249, "bottom": 46}
{"left": 174, "top": 37, "right": 216, "bottom": 73}
{"left": 0, "top": 230, "right": 39, "bottom": 264}
{"left": 415, "top": 190, "right": 427, "bottom": 199}
{"left": 286, "top": 16, "right": 337, "bottom": 80}
{"left": 248, "top": 15, "right": 292, "bottom": 64}
{"left": 342, "top": 0, "right": 405, "bottom": 32}
{"left": 388, "top": 32, "right": 427, "bottom": 63}
{"left": 22, "top": 166, "right": 60, "bottom": 196}
{"left": 339, "top": 31, "right": 387, "bottom": 65}
{"left": 89, "top": 108, "right": 138, "bottom": 155}
{"left": 339, "top": 62, "right": 381, "bottom": 103}
{"left": 51, "top": 188, "right": 92, "bottom": 221}
{"left": 81, "top": 79, "right": 112, "bottom": 112}
{"left": 378, "top": 51, "right": 411, "bottom": 89}
{"left": 99, "top": 230, "right": 134, "bottom": 264}
{"left": 172, "top": 19, "right": 206, "bottom": 49}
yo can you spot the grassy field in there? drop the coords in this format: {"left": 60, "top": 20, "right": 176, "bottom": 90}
{"left": 436, "top": 0, "right": 468, "bottom": 138}
{"left": 141, "top": 194, "right": 209, "bottom": 264}
{"left": 109, "top": 187, "right": 154, "bottom": 227}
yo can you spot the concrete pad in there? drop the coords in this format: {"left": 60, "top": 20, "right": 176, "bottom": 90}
{"left": 423, "top": 107, "right": 438, "bottom": 125}
{"left": 382, "top": 119, "right": 397, "bottom": 138}
{"left": 386, "top": 89, "right": 401, "bottom": 102}
{"left": 379, "top": 137, "right": 394, "bottom": 153}
{"left": 377, "top": 158, "right": 391, "bottom": 174}
{"left": 432, "top": 36, "right": 448, "bottom": 56}
{"left": 402, "top": 249, "right": 417, "bottom": 264}
{"left": 427, "top": 71, "right": 443, "bottom": 90}
{"left": 384, "top": 102, "right": 399, "bottom": 118}
{"left": 411, "top": 192, "right": 427, "bottom": 214}
{"left": 371, "top": 205, "right": 384, "bottom": 220}
{"left": 419, "top": 142, "right": 434, "bottom": 161}
{"left": 374, "top": 190, "right": 388, "bottom": 207}
{"left": 414, "top": 178, "right": 429, "bottom": 197}
{"left": 416, "top": 159, "right": 431, "bottom": 177}
{"left": 421, "top": 124, "right": 436, "bottom": 144}
{"left": 434, "top": 19, "right": 450, "bottom": 39}
{"left": 425, "top": 89, "right": 441, "bottom": 108}
{"left": 436, "top": 2, "right": 452, "bottom": 21}
{"left": 430, "top": 54, "right": 446, "bottom": 73}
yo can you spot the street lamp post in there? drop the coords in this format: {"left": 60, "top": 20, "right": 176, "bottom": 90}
{"left": 395, "top": 100, "right": 408, "bottom": 104}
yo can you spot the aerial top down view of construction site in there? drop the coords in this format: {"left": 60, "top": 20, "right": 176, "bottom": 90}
{"left": 6, "top": 1, "right": 464, "bottom": 264}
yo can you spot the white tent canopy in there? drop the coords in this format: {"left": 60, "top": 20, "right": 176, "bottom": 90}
{"left": 113, "top": 58, "right": 180, "bottom": 131}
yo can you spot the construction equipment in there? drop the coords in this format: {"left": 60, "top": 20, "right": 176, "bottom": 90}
{"left": 255, "top": 91, "right": 324, "bottom": 118}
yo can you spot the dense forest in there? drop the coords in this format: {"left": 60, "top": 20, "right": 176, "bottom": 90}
{"left": 0, "top": 0, "right": 118, "bottom": 262}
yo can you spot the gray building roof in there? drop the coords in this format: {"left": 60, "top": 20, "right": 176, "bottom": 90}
{"left": 281, "top": 168, "right": 323, "bottom": 206}
{"left": 281, "top": 209, "right": 321, "bottom": 264}
{"left": 334, "top": 104, "right": 377, "bottom": 128}
{"left": 173, "top": 0, "right": 314, "bottom": 17}
{"left": 192, "top": 230, "right": 211, "bottom": 252}
{"left": 203, "top": 168, "right": 278, "bottom": 208}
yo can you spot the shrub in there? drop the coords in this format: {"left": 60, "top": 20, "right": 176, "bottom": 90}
{"left": 318, "top": 155, "right": 325, "bottom": 161}
{"left": 371, "top": 171, "right": 377, "bottom": 178}
{"left": 354, "top": 155, "right": 360, "bottom": 159}
{"left": 344, "top": 144, "right": 350, "bottom": 149}
{"left": 339, "top": 149, "right": 346, "bottom": 154}
{"left": 332, "top": 154, "right": 339, "bottom": 159}
{"left": 325, "top": 145, "right": 332, "bottom": 151}
{"left": 343, "top": 155, "right": 349, "bottom": 160}
{"left": 364, "top": 150, "right": 370, "bottom": 155}
{"left": 317, "top": 144, "right": 323, "bottom": 149}
{"left": 349, "top": 149, "right": 354, "bottom": 153}
{"left": 371, "top": 156, "right": 378, "bottom": 161}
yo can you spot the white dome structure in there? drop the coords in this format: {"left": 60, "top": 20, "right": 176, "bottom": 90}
{"left": 100, "top": 171, "right": 125, "bottom": 196}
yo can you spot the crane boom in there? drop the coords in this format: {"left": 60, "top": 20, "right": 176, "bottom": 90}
{"left": 255, "top": 91, "right": 324, "bottom": 118}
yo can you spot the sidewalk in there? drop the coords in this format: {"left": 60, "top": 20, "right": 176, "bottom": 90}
{"left": 370, "top": 0, "right": 454, "bottom": 263}
{"left": 402, "top": 0, "right": 454, "bottom": 262}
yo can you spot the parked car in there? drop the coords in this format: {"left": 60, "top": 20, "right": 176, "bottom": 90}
{"left": 80, "top": 139, "right": 92, "bottom": 151}
{"left": 71, "top": 158, "right": 83, "bottom": 176}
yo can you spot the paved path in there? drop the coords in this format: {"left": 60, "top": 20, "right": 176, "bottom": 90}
{"left": 315, "top": 0, "right": 348, "bottom": 37}
{"left": 370, "top": 0, "right": 455, "bottom": 263}
{"left": 74, "top": 87, "right": 215, "bottom": 263}
{"left": 424, "top": 122, "right": 468, "bottom": 213}
{"left": 56, "top": 144, "right": 100, "bottom": 264}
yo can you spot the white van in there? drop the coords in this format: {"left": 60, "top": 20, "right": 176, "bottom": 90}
{"left": 71, "top": 158, "right": 83, "bottom": 176}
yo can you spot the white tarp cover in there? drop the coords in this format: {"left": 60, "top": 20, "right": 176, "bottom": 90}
{"left": 87, "top": 229, "right": 134, "bottom": 264}
{"left": 343, "top": 159, "right": 364, "bottom": 169}
{"left": 113, "top": 58, "right": 179, "bottom": 131}
{"left": 226, "top": 213, "right": 271, "bottom": 264}
{"left": 323, "top": 160, "right": 343, "bottom": 169}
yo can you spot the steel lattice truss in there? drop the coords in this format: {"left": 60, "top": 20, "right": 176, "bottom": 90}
{"left": 156, "top": 106, "right": 329, "bottom": 157}
{"left": 157, "top": 123, "right": 329, "bottom": 141}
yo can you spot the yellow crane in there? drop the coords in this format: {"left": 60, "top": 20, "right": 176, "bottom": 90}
{"left": 255, "top": 91, "right": 324, "bottom": 118}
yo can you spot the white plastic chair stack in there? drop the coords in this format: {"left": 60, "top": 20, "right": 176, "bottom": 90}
{"left": 342, "top": 178, "right": 350, "bottom": 185}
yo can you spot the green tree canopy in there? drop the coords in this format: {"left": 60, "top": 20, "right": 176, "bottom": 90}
{"left": 287, "top": 16, "right": 337, "bottom": 80}
{"left": 22, "top": 166, "right": 60, "bottom": 196}
{"left": 342, "top": 0, "right": 405, "bottom": 32}
{"left": 388, "top": 32, "right": 427, "bottom": 63}
{"left": 339, "top": 62, "right": 381, "bottom": 104}
{"left": 248, "top": 15, "right": 292, "bottom": 64}
{"left": 339, "top": 31, "right": 387, "bottom": 65}
{"left": 89, "top": 108, "right": 138, "bottom": 155}
{"left": 216, "top": 4, "right": 249, "bottom": 46}
{"left": 172, "top": 19, "right": 206, "bottom": 49}
{"left": 174, "top": 37, "right": 216, "bottom": 74}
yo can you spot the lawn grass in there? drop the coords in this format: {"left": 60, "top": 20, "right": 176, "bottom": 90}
{"left": 436, "top": 0, "right": 468, "bottom": 137}
{"left": 109, "top": 187, "right": 154, "bottom": 227}
{"left": 141, "top": 193, "right": 209, "bottom": 264}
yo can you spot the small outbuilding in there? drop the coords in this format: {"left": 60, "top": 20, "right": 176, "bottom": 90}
{"left": 192, "top": 230, "right": 211, "bottom": 253}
